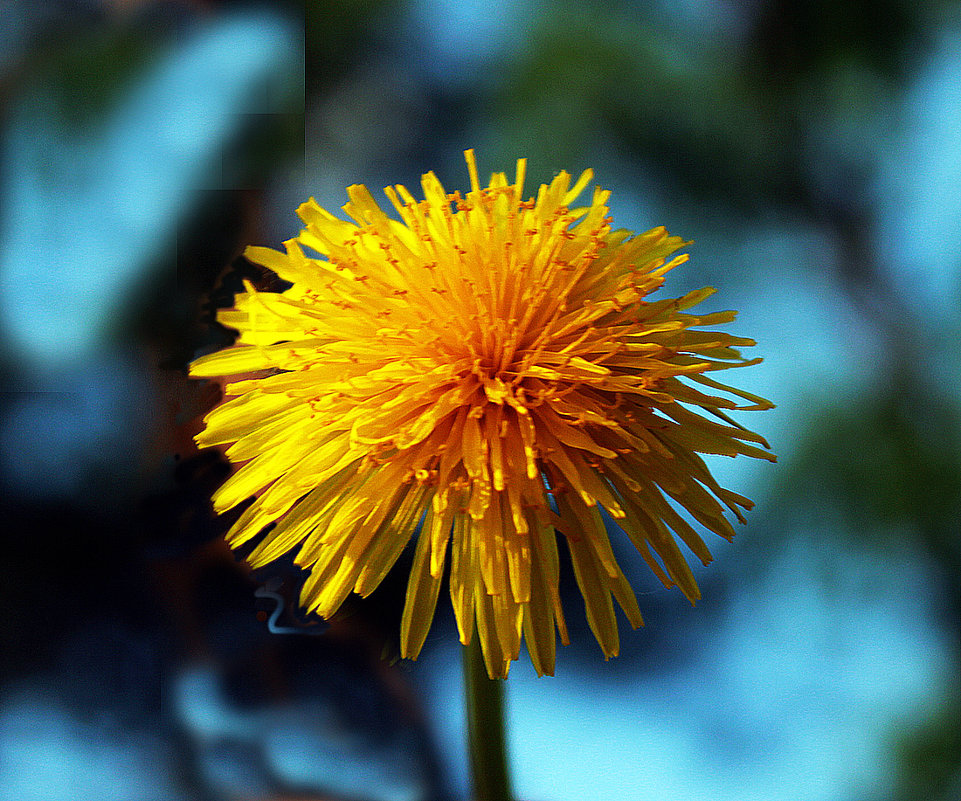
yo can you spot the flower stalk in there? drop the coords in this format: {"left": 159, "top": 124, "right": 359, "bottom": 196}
{"left": 464, "top": 635, "right": 514, "bottom": 801}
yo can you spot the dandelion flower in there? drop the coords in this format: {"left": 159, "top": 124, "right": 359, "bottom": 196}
{"left": 190, "top": 151, "right": 774, "bottom": 678}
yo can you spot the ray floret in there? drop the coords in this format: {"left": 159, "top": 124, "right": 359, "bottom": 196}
{"left": 191, "top": 150, "right": 775, "bottom": 678}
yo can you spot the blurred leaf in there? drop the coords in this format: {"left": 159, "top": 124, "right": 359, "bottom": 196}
{"left": 490, "top": 5, "right": 792, "bottom": 208}
{"left": 748, "top": 0, "right": 928, "bottom": 93}
{"left": 774, "top": 386, "right": 961, "bottom": 563}
{"left": 490, "top": 0, "right": 947, "bottom": 219}
{"left": 887, "top": 690, "right": 961, "bottom": 801}
{"left": 23, "top": 24, "right": 162, "bottom": 134}
{"left": 305, "top": 0, "right": 400, "bottom": 93}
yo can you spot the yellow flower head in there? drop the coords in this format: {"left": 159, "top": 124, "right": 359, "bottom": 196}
{"left": 191, "top": 151, "right": 774, "bottom": 678}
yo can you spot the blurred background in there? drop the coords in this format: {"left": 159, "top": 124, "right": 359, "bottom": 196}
{"left": 0, "top": 1, "right": 959, "bottom": 799}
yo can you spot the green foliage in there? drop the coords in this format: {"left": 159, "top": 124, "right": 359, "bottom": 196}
{"left": 887, "top": 691, "right": 961, "bottom": 801}
{"left": 23, "top": 25, "right": 162, "bottom": 134}
{"left": 487, "top": 0, "right": 937, "bottom": 218}
{"left": 749, "top": 0, "right": 926, "bottom": 90}
{"left": 305, "top": 0, "right": 400, "bottom": 90}
{"left": 490, "top": 8, "right": 788, "bottom": 206}
{"left": 775, "top": 386, "right": 961, "bottom": 563}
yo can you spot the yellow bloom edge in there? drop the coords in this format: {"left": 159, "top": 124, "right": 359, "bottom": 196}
{"left": 190, "top": 150, "right": 775, "bottom": 678}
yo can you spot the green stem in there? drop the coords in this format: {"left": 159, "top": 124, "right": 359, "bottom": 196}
{"left": 463, "top": 636, "right": 514, "bottom": 801}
